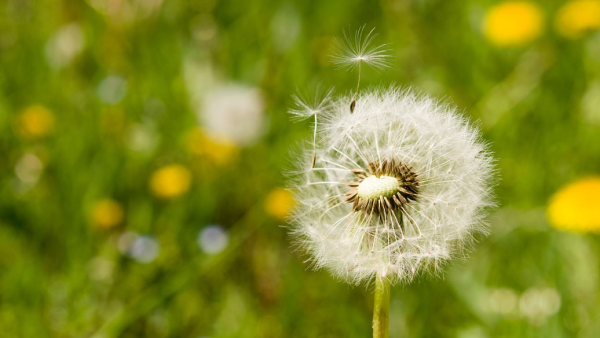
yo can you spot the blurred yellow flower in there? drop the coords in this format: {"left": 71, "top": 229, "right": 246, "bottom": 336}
{"left": 90, "top": 199, "right": 124, "bottom": 229}
{"left": 16, "top": 105, "right": 55, "bottom": 139}
{"left": 185, "top": 128, "right": 239, "bottom": 165}
{"left": 265, "top": 188, "right": 295, "bottom": 220}
{"left": 484, "top": 1, "right": 544, "bottom": 47}
{"left": 150, "top": 164, "right": 192, "bottom": 199}
{"left": 555, "top": 0, "right": 600, "bottom": 39}
{"left": 547, "top": 177, "right": 600, "bottom": 233}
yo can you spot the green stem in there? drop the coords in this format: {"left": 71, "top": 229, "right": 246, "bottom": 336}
{"left": 373, "top": 276, "right": 390, "bottom": 338}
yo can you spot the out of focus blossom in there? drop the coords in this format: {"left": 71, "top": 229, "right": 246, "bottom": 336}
{"left": 15, "top": 153, "right": 44, "bottom": 185}
{"left": 97, "top": 75, "right": 128, "bottom": 104}
{"left": 117, "top": 231, "right": 160, "bottom": 263}
{"left": 197, "top": 225, "right": 229, "bottom": 255}
{"left": 16, "top": 105, "right": 55, "bottom": 139}
{"left": 45, "top": 23, "right": 85, "bottom": 69}
{"left": 547, "top": 177, "right": 600, "bottom": 233}
{"left": 185, "top": 127, "right": 239, "bottom": 165}
{"left": 149, "top": 164, "right": 191, "bottom": 199}
{"left": 519, "top": 287, "right": 561, "bottom": 325}
{"left": 199, "top": 84, "right": 266, "bottom": 147}
{"left": 87, "top": 0, "right": 164, "bottom": 26}
{"left": 130, "top": 235, "right": 160, "bottom": 263}
{"left": 90, "top": 198, "right": 124, "bottom": 229}
{"left": 555, "top": 0, "right": 600, "bottom": 39}
{"left": 127, "top": 123, "right": 159, "bottom": 154}
{"left": 488, "top": 288, "right": 519, "bottom": 315}
{"left": 484, "top": 1, "right": 544, "bottom": 47}
{"left": 264, "top": 188, "right": 295, "bottom": 220}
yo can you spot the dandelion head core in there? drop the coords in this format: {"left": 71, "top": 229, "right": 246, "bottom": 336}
{"left": 357, "top": 176, "right": 398, "bottom": 200}
{"left": 346, "top": 159, "right": 419, "bottom": 215}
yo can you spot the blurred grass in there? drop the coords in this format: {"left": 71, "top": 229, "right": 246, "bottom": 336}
{"left": 1, "top": 0, "right": 600, "bottom": 337}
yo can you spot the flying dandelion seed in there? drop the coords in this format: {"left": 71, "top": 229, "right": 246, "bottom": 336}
{"left": 331, "top": 26, "right": 391, "bottom": 113}
{"left": 290, "top": 85, "right": 334, "bottom": 167}
{"left": 331, "top": 26, "right": 392, "bottom": 71}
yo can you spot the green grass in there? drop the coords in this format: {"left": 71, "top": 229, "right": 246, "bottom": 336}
{"left": 1, "top": 0, "right": 600, "bottom": 337}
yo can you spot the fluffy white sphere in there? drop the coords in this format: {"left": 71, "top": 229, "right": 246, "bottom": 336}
{"left": 289, "top": 87, "right": 495, "bottom": 285}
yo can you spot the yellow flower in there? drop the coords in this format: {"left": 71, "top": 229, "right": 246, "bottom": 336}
{"left": 484, "top": 1, "right": 544, "bottom": 47}
{"left": 555, "top": 0, "right": 600, "bottom": 39}
{"left": 90, "top": 199, "right": 124, "bottom": 229}
{"left": 185, "top": 127, "right": 239, "bottom": 165}
{"left": 547, "top": 177, "right": 600, "bottom": 233}
{"left": 265, "top": 188, "right": 295, "bottom": 220}
{"left": 150, "top": 164, "right": 192, "bottom": 199}
{"left": 16, "top": 105, "right": 55, "bottom": 139}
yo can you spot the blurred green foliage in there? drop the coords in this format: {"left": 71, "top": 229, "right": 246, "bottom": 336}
{"left": 1, "top": 0, "right": 600, "bottom": 337}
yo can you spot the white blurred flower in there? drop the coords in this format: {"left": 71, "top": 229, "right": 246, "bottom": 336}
{"left": 97, "top": 75, "right": 127, "bottom": 104}
{"left": 288, "top": 87, "right": 495, "bottom": 285}
{"left": 199, "top": 84, "right": 266, "bottom": 147}
{"left": 488, "top": 288, "right": 518, "bottom": 315}
{"left": 130, "top": 235, "right": 160, "bottom": 263}
{"left": 45, "top": 23, "right": 85, "bottom": 69}
{"left": 15, "top": 153, "right": 43, "bottom": 184}
{"left": 127, "top": 123, "right": 158, "bottom": 154}
{"left": 117, "top": 231, "right": 138, "bottom": 254}
{"left": 197, "top": 225, "right": 229, "bottom": 255}
{"left": 519, "top": 287, "right": 561, "bottom": 325}
{"left": 117, "top": 231, "right": 160, "bottom": 263}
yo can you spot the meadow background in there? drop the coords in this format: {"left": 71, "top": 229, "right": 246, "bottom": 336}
{"left": 1, "top": 0, "right": 600, "bottom": 337}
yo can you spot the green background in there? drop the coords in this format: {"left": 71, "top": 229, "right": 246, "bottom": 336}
{"left": 1, "top": 0, "right": 599, "bottom": 337}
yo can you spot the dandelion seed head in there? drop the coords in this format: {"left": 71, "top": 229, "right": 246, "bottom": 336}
{"left": 331, "top": 26, "right": 392, "bottom": 71}
{"left": 288, "top": 87, "right": 495, "bottom": 285}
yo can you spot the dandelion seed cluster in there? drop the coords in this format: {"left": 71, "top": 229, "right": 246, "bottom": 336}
{"left": 288, "top": 87, "right": 495, "bottom": 285}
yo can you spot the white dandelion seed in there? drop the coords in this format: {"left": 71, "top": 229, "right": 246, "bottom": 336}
{"left": 331, "top": 26, "right": 392, "bottom": 114}
{"left": 288, "top": 87, "right": 495, "bottom": 286}
{"left": 289, "top": 85, "right": 334, "bottom": 121}
{"left": 331, "top": 26, "right": 392, "bottom": 71}
{"left": 290, "top": 85, "right": 334, "bottom": 167}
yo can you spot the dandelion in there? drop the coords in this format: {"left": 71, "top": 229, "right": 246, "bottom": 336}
{"left": 547, "top": 177, "right": 600, "bottom": 233}
{"left": 555, "top": 0, "right": 600, "bottom": 39}
{"left": 16, "top": 105, "right": 55, "bottom": 139}
{"left": 287, "top": 29, "right": 495, "bottom": 338}
{"left": 265, "top": 188, "right": 296, "bottom": 220}
{"left": 484, "top": 1, "right": 544, "bottom": 47}
{"left": 90, "top": 198, "right": 124, "bottom": 229}
{"left": 149, "top": 164, "right": 192, "bottom": 199}
{"left": 290, "top": 87, "right": 495, "bottom": 284}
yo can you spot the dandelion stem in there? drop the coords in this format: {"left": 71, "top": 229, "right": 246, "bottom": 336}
{"left": 350, "top": 62, "right": 361, "bottom": 113}
{"left": 312, "top": 112, "right": 318, "bottom": 168}
{"left": 372, "top": 275, "right": 390, "bottom": 338}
